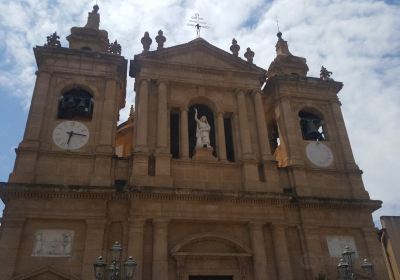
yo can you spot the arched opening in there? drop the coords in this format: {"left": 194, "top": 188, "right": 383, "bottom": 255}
{"left": 299, "top": 110, "right": 325, "bottom": 141}
{"left": 58, "top": 87, "right": 94, "bottom": 120}
{"left": 188, "top": 104, "right": 216, "bottom": 158}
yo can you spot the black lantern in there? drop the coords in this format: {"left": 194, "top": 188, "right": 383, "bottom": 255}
{"left": 94, "top": 256, "right": 106, "bottom": 280}
{"left": 94, "top": 241, "right": 137, "bottom": 280}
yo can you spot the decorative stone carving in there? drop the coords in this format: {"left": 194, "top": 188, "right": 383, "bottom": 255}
{"left": 141, "top": 31, "right": 152, "bottom": 53}
{"left": 108, "top": 40, "right": 121, "bottom": 55}
{"left": 155, "top": 30, "right": 166, "bottom": 50}
{"left": 320, "top": 66, "right": 333, "bottom": 80}
{"left": 244, "top": 47, "right": 254, "bottom": 63}
{"left": 326, "top": 235, "right": 358, "bottom": 258}
{"left": 44, "top": 32, "right": 61, "bottom": 48}
{"left": 230, "top": 38, "right": 240, "bottom": 56}
{"left": 194, "top": 108, "right": 211, "bottom": 149}
{"left": 32, "top": 230, "right": 74, "bottom": 257}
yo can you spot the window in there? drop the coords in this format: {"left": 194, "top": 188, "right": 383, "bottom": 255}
{"left": 58, "top": 88, "right": 93, "bottom": 120}
{"left": 170, "top": 111, "right": 180, "bottom": 159}
{"left": 223, "top": 116, "right": 235, "bottom": 162}
{"left": 299, "top": 110, "right": 325, "bottom": 141}
{"left": 268, "top": 120, "right": 280, "bottom": 154}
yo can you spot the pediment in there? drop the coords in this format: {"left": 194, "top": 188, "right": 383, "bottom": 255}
{"left": 131, "top": 38, "right": 266, "bottom": 75}
{"left": 12, "top": 266, "right": 79, "bottom": 280}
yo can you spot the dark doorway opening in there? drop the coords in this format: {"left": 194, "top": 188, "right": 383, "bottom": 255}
{"left": 188, "top": 104, "right": 216, "bottom": 158}
{"left": 189, "top": 276, "right": 233, "bottom": 280}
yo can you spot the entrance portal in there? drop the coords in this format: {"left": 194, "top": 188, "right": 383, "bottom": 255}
{"left": 189, "top": 276, "right": 233, "bottom": 280}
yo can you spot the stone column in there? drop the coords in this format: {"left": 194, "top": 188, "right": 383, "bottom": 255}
{"left": 127, "top": 218, "right": 146, "bottom": 280}
{"left": 0, "top": 217, "right": 25, "bottom": 280}
{"left": 180, "top": 108, "right": 189, "bottom": 159}
{"left": 237, "top": 91, "right": 253, "bottom": 159}
{"left": 135, "top": 80, "right": 149, "bottom": 151}
{"left": 152, "top": 219, "right": 170, "bottom": 280}
{"left": 253, "top": 91, "right": 272, "bottom": 160}
{"left": 249, "top": 222, "right": 269, "bottom": 280}
{"left": 81, "top": 219, "right": 106, "bottom": 279}
{"left": 157, "top": 81, "right": 168, "bottom": 152}
{"left": 271, "top": 224, "right": 293, "bottom": 279}
{"left": 362, "top": 227, "right": 389, "bottom": 279}
{"left": 217, "top": 112, "right": 227, "bottom": 161}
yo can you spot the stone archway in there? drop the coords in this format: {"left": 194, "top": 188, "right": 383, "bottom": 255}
{"left": 171, "top": 233, "right": 252, "bottom": 280}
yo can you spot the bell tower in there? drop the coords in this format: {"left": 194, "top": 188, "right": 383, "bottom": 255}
{"left": 9, "top": 5, "right": 127, "bottom": 186}
{"left": 264, "top": 32, "right": 368, "bottom": 199}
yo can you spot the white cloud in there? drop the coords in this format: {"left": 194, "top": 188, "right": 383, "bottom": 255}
{"left": 0, "top": 0, "right": 399, "bottom": 222}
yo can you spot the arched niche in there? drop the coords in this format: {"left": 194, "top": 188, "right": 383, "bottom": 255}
{"left": 58, "top": 87, "right": 94, "bottom": 120}
{"left": 188, "top": 104, "right": 216, "bottom": 158}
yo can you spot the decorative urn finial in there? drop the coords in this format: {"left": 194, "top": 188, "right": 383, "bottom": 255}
{"left": 44, "top": 32, "right": 61, "bottom": 48}
{"left": 244, "top": 47, "right": 255, "bottom": 63}
{"left": 155, "top": 30, "right": 166, "bottom": 50}
{"left": 141, "top": 32, "right": 152, "bottom": 53}
{"left": 230, "top": 38, "right": 240, "bottom": 57}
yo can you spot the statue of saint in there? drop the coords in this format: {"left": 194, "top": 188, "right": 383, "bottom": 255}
{"left": 194, "top": 108, "right": 211, "bottom": 148}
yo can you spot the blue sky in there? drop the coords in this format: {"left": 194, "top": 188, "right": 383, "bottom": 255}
{"left": 0, "top": 0, "right": 399, "bottom": 224}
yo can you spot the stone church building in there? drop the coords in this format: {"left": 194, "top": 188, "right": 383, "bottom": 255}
{"left": 0, "top": 5, "right": 389, "bottom": 280}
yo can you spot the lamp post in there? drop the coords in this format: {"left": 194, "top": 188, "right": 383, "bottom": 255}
{"left": 94, "top": 241, "right": 137, "bottom": 280}
{"left": 337, "top": 245, "right": 374, "bottom": 280}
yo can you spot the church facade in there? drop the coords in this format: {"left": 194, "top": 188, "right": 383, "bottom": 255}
{"left": 0, "top": 6, "right": 389, "bottom": 280}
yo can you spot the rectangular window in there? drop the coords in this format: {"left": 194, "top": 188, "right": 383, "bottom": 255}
{"left": 170, "top": 111, "right": 180, "bottom": 158}
{"left": 224, "top": 117, "right": 235, "bottom": 162}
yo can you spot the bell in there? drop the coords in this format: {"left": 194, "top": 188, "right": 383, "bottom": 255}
{"left": 303, "top": 119, "right": 322, "bottom": 140}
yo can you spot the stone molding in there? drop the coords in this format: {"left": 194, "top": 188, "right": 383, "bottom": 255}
{"left": 0, "top": 183, "right": 381, "bottom": 211}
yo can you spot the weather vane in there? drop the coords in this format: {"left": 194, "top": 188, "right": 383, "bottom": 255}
{"left": 187, "top": 13, "right": 209, "bottom": 38}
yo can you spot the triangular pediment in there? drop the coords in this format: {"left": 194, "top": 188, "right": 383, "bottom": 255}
{"left": 133, "top": 38, "right": 265, "bottom": 74}
{"left": 12, "top": 266, "right": 79, "bottom": 280}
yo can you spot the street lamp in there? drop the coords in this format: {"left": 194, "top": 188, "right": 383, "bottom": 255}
{"left": 337, "top": 245, "right": 374, "bottom": 280}
{"left": 94, "top": 241, "right": 137, "bottom": 280}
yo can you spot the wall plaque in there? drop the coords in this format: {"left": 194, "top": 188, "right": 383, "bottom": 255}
{"left": 326, "top": 235, "right": 358, "bottom": 258}
{"left": 32, "top": 229, "right": 74, "bottom": 257}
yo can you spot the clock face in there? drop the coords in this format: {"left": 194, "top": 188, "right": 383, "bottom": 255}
{"left": 52, "top": 121, "right": 90, "bottom": 150}
{"left": 306, "top": 142, "right": 333, "bottom": 167}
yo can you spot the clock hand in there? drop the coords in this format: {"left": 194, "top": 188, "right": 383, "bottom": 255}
{"left": 71, "top": 132, "right": 87, "bottom": 137}
{"left": 66, "top": 131, "right": 74, "bottom": 144}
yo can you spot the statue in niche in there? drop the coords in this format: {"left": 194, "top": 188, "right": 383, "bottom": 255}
{"left": 194, "top": 108, "right": 211, "bottom": 149}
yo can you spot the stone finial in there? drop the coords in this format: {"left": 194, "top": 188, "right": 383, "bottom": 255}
{"left": 108, "top": 40, "right": 121, "bottom": 55}
{"left": 244, "top": 47, "right": 255, "bottom": 63}
{"left": 141, "top": 32, "right": 152, "bottom": 53}
{"left": 84, "top": 5, "right": 100, "bottom": 30}
{"left": 320, "top": 66, "right": 333, "bottom": 80}
{"left": 129, "top": 105, "right": 135, "bottom": 119}
{"left": 44, "top": 32, "right": 61, "bottom": 48}
{"left": 275, "top": 32, "right": 291, "bottom": 56}
{"left": 230, "top": 38, "right": 240, "bottom": 57}
{"left": 155, "top": 30, "right": 166, "bottom": 50}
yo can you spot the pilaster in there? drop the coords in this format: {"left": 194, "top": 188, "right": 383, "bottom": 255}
{"left": 152, "top": 218, "right": 170, "bottom": 280}
{"left": 81, "top": 218, "right": 106, "bottom": 279}
{"left": 249, "top": 222, "right": 269, "bottom": 280}
{"left": 271, "top": 224, "right": 293, "bottom": 279}
{"left": 0, "top": 217, "right": 25, "bottom": 280}
{"left": 135, "top": 79, "right": 149, "bottom": 152}
{"left": 128, "top": 218, "right": 146, "bottom": 280}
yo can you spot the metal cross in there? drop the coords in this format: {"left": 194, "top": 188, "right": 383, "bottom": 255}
{"left": 187, "top": 13, "right": 209, "bottom": 38}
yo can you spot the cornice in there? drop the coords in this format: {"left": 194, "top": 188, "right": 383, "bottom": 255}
{"left": 0, "top": 183, "right": 381, "bottom": 211}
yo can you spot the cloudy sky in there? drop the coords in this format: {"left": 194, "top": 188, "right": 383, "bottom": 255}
{"left": 0, "top": 0, "right": 399, "bottom": 224}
